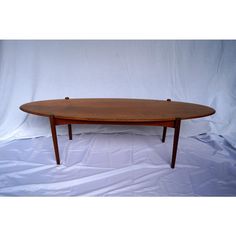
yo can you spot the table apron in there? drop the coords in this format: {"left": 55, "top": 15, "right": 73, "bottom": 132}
{"left": 54, "top": 118, "right": 175, "bottom": 128}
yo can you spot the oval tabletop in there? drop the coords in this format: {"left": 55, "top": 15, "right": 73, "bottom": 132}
{"left": 20, "top": 98, "right": 215, "bottom": 122}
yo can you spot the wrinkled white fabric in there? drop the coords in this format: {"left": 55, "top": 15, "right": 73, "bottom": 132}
{"left": 0, "top": 133, "right": 236, "bottom": 196}
{"left": 0, "top": 40, "right": 235, "bottom": 146}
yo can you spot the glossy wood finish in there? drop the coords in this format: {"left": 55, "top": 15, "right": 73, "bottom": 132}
{"left": 19, "top": 98, "right": 215, "bottom": 168}
{"left": 20, "top": 98, "right": 215, "bottom": 122}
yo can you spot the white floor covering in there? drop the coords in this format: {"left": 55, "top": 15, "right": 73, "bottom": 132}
{"left": 0, "top": 133, "right": 236, "bottom": 196}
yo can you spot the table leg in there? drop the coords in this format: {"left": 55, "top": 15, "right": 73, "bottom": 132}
{"left": 65, "top": 97, "right": 73, "bottom": 140}
{"left": 68, "top": 124, "right": 72, "bottom": 140}
{"left": 162, "top": 98, "right": 171, "bottom": 143}
{"left": 171, "top": 118, "right": 181, "bottom": 169}
{"left": 49, "top": 115, "right": 61, "bottom": 165}
{"left": 162, "top": 127, "right": 167, "bottom": 143}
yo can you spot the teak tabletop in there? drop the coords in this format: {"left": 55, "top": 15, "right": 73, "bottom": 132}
{"left": 20, "top": 98, "right": 215, "bottom": 168}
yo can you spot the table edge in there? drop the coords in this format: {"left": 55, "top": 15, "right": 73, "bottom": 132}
{"left": 19, "top": 104, "right": 216, "bottom": 122}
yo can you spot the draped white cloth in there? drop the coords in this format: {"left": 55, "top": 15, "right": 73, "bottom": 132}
{"left": 0, "top": 133, "right": 236, "bottom": 196}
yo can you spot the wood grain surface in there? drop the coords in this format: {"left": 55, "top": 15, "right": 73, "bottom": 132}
{"left": 20, "top": 98, "right": 215, "bottom": 122}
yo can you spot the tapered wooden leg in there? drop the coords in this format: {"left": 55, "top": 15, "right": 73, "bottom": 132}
{"left": 49, "top": 115, "right": 60, "bottom": 165}
{"left": 171, "top": 118, "right": 181, "bottom": 169}
{"left": 162, "top": 98, "right": 171, "bottom": 143}
{"left": 162, "top": 127, "right": 167, "bottom": 143}
{"left": 65, "top": 97, "right": 73, "bottom": 140}
{"left": 68, "top": 124, "right": 72, "bottom": 140}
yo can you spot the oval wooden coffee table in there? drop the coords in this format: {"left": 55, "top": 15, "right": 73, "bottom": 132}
{"left": 20, "top": 98, "right": 215, "bottom": 168}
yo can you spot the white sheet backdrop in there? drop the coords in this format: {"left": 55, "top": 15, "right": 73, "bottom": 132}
{"left": 0, "top": 40, "right": 236, "bottom": 146}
